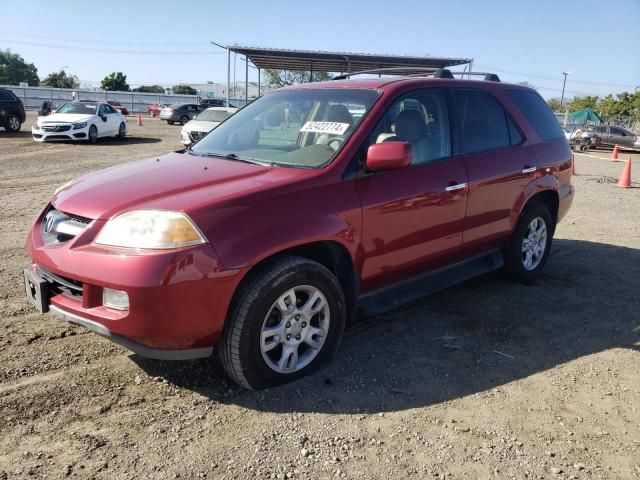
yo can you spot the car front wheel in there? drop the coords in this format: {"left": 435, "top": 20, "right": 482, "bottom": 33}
{"left": 88, "top": 124, "right": 98, "bottom": 143}
{"left": 220, "top": 256, "right": 346, "bottom": 390}
{"left": 5, "top": 114, "right": 21, "bottom": 132}
{"left": 117, "top": 122, "right": 126, "bottom": 139}
{"left": 503, "top": 202, "right": 554, "bottom": 284}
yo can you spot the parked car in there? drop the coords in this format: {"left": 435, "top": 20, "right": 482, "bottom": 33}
{"left": 31, "top": 101, "right": 127, "bottom": 142}
{"left": 0, "top": 87, "right": 26, "bottom": 132}
{"left": 107, "top": 100, "right": 129, "bottom": 116}
{"left": 584, "top": 124, "right": 640, "bottom": 149}
{"left": 147, "top": 103, "right": 165, "bottom": 117}
{"left": 200, "top": 98, "right": 236, "bottom": 108}
{"left": 160, "top": 104, "right": 201, "bottom": 124}
{"left": 181, "top": 107, "right": 238, "bottom": 145}
{"left": 24, "top": 74, "right": 574, "bottom": 389}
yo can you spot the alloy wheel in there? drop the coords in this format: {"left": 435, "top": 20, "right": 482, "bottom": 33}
{"left": 522, "top": 217, "right": 547, "bottom": 270}
{"left": 260, "top": 285, "right": 330, "bottom": 374}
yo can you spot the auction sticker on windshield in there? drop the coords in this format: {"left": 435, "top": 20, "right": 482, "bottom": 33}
{"left": 300, "top": 122, "right": 349, "bottom": 135}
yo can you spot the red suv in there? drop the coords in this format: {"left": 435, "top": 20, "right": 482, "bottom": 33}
{"left": 24, "top": 71, "right": 574, "bottom": 389}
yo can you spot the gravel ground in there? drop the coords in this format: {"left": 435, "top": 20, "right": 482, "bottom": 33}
{"left": 0, "top": 112, "right": 639, "bottom": 479}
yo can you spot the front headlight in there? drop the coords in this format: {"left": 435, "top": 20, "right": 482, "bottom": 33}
{"left": 73, "top": 122, "right": 87, "bottom": 130}
{"left": 95, "top": 210, "right": 207, "bottom": 249}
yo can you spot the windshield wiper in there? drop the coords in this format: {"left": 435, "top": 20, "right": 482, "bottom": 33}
{"left": 202, "top": 152, "right": 270, "bottom": 166}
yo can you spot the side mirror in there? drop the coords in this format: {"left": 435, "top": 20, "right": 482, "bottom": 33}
{"left": 366, "top": 142, "right": 412, "bottom": 171}
{"left": 100, "top": 114, "right": 107, "bottom": 122}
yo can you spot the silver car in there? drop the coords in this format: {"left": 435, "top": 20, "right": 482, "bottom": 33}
{"left": 180, "top": 107, "right": 238, "bottom": 145}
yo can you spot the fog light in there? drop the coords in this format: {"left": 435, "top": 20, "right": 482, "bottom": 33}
{"left": 103, "top": 288, "right": 129, "bottom": 310}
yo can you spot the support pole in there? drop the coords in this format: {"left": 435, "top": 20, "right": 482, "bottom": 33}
{"left": 258, "top": 68, "right": 261, "bottom": 97}
{"left": 310, "top": 61, "right": 313, "bottom": 82}
{"left": 245, "top": 55, "right": 249, "bottom": 105}
{"left": 226, "top": 48, "right": 231, "bottom": 107}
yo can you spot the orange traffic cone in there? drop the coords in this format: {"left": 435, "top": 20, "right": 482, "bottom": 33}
{"left": 611, "top": 145, "right": 619, "bottom": 160}
{"left": 572, "top": 157, "right": 576, "bottom": 175}
{"left": 137, "top": 114, "right": 143, "bottom": 126}
{"left": 616, "top": 157, "right": 631, "bottom": 188}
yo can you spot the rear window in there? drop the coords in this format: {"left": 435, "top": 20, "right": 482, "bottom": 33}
{"left": 506, "top": 90, "right": 565, "bottom": 141}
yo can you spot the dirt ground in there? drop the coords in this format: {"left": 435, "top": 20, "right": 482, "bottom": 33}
{"left": 0, "top": 112, "right": 638, "bottom": 480}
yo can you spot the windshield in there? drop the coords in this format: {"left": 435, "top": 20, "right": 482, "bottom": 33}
{"left": 196, "top": 109, "right": 235, "bottom": 122}
{"left": 190, "top": 89, "right": 380, "bottom": 168}
{"left": 56, "top": 103, "right": 97, "bottom": 115}
{"left": 168, "top": 104, "right": 183, "bottom": 109}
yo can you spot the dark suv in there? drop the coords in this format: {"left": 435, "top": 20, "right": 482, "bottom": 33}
{"left": 24, "top": 70, "right": 574, "bottom": 389}
{"left": 0, "top": 88, "right": 26, "bottom": 132}
{"left": 200, "top": 98, "right": 236, "bottom": 108}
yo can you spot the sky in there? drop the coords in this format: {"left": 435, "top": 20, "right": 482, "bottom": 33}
{"left": 1, "top": 0, "right": 638, "bottom": 99}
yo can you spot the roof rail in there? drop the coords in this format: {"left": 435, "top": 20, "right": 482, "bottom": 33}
{"left": 332, "top": 68, "right": 501, "bottom": 82}
{"left": 332, "top": 67, "right": 437, "bottom": 80}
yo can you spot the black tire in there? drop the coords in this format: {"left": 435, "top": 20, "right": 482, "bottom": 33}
{"left": 220, "top": 255, "right": 346, "bottom": 390}
{"left": 5, "top": 114, "right": 21, "bottom": 132}
{"left": 503, "top": 202, "right": 554, "bottom": 284}
{"left": 167, "top": 120, "right": 173, "bottom": 125}
{"left": 117, "top": 122, "right": 126, "bottom": 139}
{"left": 179, "top": 115, "right": 189, "bottom": 125}
{"left": 88, "top": 124, "right": 98, "bottom": 143}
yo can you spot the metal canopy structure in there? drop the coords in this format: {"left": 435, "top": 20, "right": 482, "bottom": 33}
{"left": 214, "top": 43, "right": 473, "bottom": 106}
{"left": 228, "top": 45, "right": 471, "bottom": 75}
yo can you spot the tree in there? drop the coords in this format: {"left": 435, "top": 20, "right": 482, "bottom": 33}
{"left": 41, "top": 70, "right": 79, "bottom": 89}
{"left": 566, "top": 95, "right": 599, "bottom": 112}
{"left": 517, "top": 81, "right": 537, "bottom": 90}
{"left": 0, "top": 49, "right": 39, "bottom": 86}
{"left": 264, "top": 69, "right": 333, "bottom": 88}
{"left": 101, "top": 72, "right": 129, "bottom": 91}
{"left": 172, "top": 84, "right": 197, "bottom": 95}
{"left": 133, "top": 85, "right": 165, "bottom": 93}
{"left": 546, "top": 98, "right": 562, "bottom": 112}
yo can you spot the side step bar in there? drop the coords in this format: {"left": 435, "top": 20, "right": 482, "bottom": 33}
{"left": 358, "top": 250, "right": 504, "bottom": 315}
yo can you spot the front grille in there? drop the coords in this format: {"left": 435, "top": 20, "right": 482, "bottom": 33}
{"left": 41, "top": 207, "right": 93, "bottom": 244}
{"left": 42, "top": 124, "right": 71, "bottom": 132}
{"left": 39, "top": 267, "right": 83, "bottom": 300}
{"left": 45, "top": 135, "right": 71, "bottom": 140}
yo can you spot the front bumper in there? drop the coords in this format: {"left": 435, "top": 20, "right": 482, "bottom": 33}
{"left": 32, "top": 125, "right": 89, "bottom": 142}
{"left": 24, "top": 208, "right": 246, "bottom": 359}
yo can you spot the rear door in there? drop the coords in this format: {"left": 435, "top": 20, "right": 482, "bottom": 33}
{"left": 358, "top": 88, "right": 469, "bottom": 292}
{"left": 451, "top": 88, "right": 531, "bottom": 256}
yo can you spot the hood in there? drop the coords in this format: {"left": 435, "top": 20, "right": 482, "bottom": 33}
{"left": 182, "top": 120, "right": 220, "bottom": 132}
{"left": 52, "top": 151, "right": 311, "bottom": 220}
{"left": 40, "top": 113, "right": 94, "bottom": 123}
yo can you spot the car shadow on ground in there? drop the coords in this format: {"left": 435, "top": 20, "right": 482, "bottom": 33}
{"left": 96, "top": 136, "right": 163, "bottom": 146}
{"left": 134, "top": 239, "right": 640, "bottom": 414}
{"left": 0, "top": 130, "right": 32, "bottom": 138}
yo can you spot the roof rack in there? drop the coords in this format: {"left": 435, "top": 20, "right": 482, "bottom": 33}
{"left": 332, "top": 68, "right": 500, "bottom": 82}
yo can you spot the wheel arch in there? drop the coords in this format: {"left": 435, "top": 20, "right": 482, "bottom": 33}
{"left": 522, "top": 189, "right": 559, "bottom": 225}
{"left": 226, "top": 240, "right": 359, "bottom": 328}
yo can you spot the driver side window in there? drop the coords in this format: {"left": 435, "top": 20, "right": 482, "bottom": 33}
{"left": 368, "top": 89, "right": 451, "bottom": 166}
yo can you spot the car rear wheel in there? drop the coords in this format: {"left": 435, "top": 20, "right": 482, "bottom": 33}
{"left": 220, "top": 256, "right": 346, "bottom": 390}
{"left": 503, "top": 203, "right": 554, "bottom": 284}
{"left": 167, "top": 121, "right": 174, "bottom": 125}
{"left": 179, "top": 115, "right": 189, "bottom": 125}
{"left": 88, "top": 124, "right": 98, "bottom": 143}
{"left": 117, "top": 122, "right": 126, "bottom": 139}
{"left": 5, "top": 114, "right": 21, "bottom": 132}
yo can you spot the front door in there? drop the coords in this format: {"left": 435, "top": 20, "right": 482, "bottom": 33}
{"left": 358, "top": 88, "right": 468, "bottom": 293}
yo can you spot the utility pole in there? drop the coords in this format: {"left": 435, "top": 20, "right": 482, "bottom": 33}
{"left": 560, "top": 71, "right": 570, "bottom": 109}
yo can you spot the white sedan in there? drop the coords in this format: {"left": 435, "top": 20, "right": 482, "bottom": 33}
{"left": 181, "top": 107, "right": 238, "bottom": 146}
{"left": 32, "top": 101, "right": 127, "bottom": 143}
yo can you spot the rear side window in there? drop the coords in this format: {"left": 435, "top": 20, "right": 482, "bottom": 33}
{"left": 506, "top": 89, "right": 565, "bottom": 141}
{"left": 0, "top": 90, "right": 14, "bottom": 101}
{"left": 452, "top": 89, "right": 511, "bottom": 154}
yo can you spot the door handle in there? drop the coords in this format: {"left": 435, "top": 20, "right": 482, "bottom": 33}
{"left": 522, "top": 166, "right": 536, "bottom": 174}
{"left": 445, "top": 182, "right": 467, "bottom": 192}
